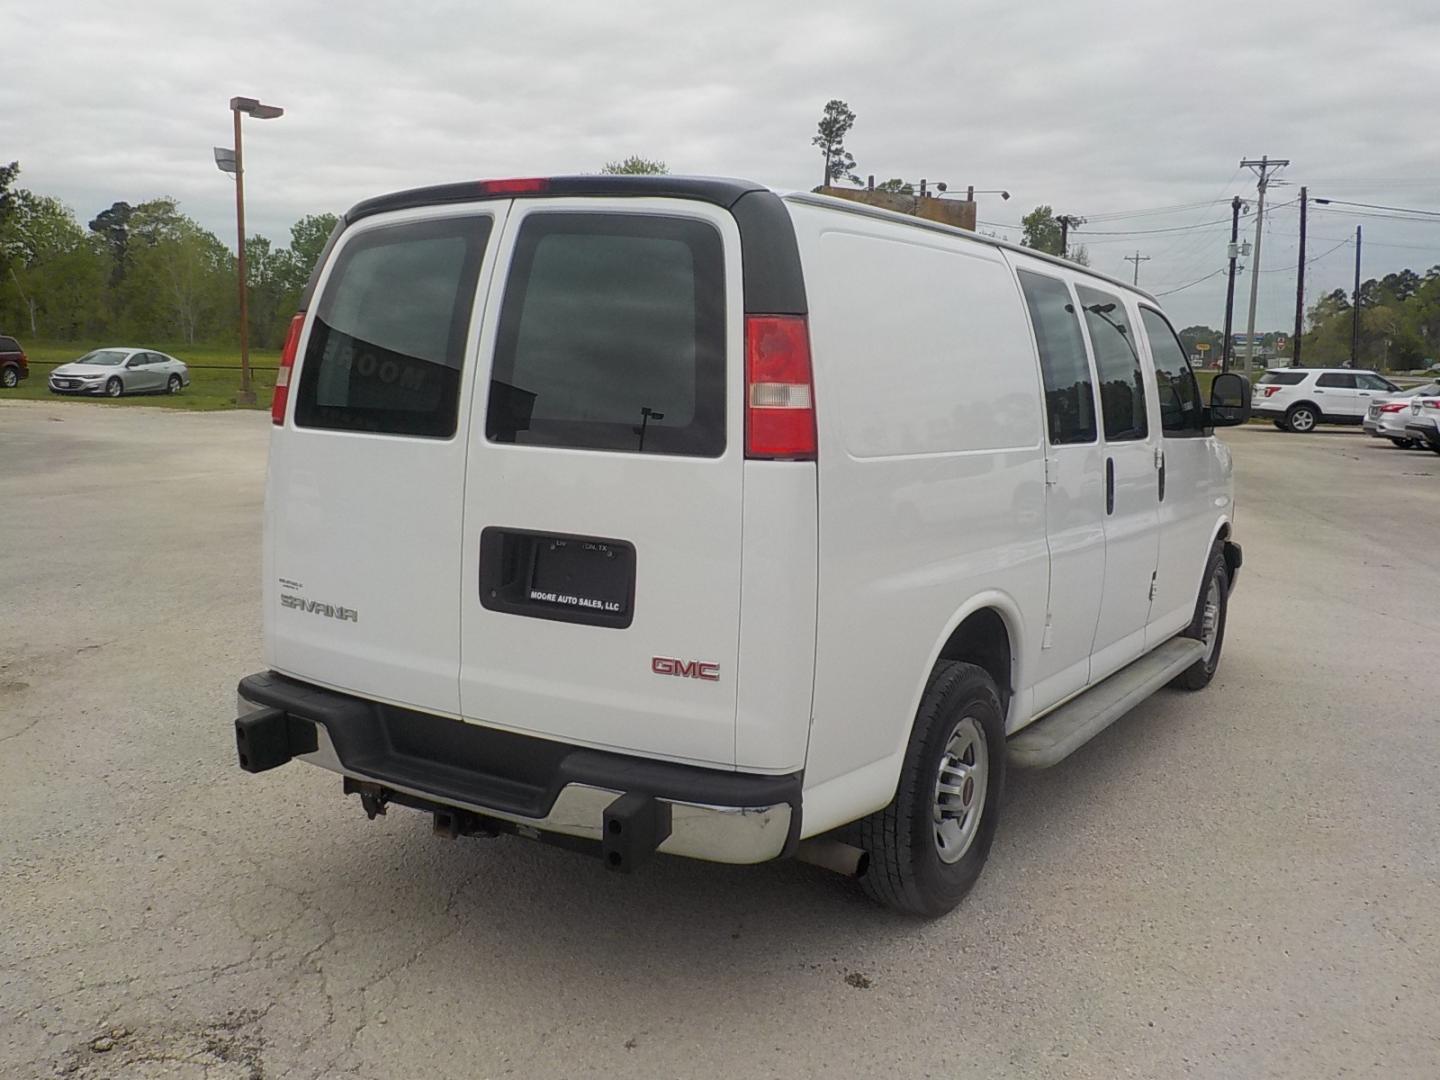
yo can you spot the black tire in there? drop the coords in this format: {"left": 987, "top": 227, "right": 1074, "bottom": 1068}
{"left": 858, "top": 661, "right": 1006, "bottom": 917}
{"left": 0, "top": 365, "right": 17, "bottom": 389}
{"left": 1388, "top": 438, "right": 1416, "bottom": 449}
{"left": 1272, "top": 420, "right": 1286, "bottom": 430}
{"left": 1284, "top": 404, "right": 1318, "bottom": 433}
{"left": 167, "top": 374, "right": 182, "bottom": 394}
{"left": 1171, "top": 543, "right": 1230, "bottom": 691}
{"left": 105, "top": 377, "right": 123, "bottom": 398}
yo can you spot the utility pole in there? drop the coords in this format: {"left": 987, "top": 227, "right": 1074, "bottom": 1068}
{"left": 1240, "top": 155, "right": 1289, "bottom": 373}
{"left": 1222, "top": 196, "right": 1243, "bottom": 373}
{"left": 1123, "top": 250, "right": 1151, "bottom": 286}
{"left": 1351, "top": 225, "right": 1363, "bottom": 367}
{"left": 1057, "top": 214, "right": 1083, "bottom": 259}
{"left": 1292, "top": 186, "right": 1307, "bottom": 367}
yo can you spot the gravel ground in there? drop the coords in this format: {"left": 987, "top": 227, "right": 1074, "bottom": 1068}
{"left": 2, "top": 401, "right": 1437, "bottom": 1079}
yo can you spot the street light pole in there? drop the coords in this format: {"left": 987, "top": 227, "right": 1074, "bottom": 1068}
{"left": 232, "top": 105, "right": 252, "bottom": 405}
{"left": 224, "top": 96, "right": 284, "bottom": 407}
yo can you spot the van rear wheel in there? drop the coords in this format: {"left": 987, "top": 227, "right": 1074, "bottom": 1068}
{"left": 858, "top": 661, "right": 1006, "bottom": 917}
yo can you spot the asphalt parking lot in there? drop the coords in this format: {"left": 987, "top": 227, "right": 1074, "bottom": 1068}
{"left": 2, "top": 402, "right": 1438, "bottom": 1079}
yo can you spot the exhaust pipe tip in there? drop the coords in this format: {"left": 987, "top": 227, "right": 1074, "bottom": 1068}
{"left": 795, "top": 839, "right": 869, "bottom": 878}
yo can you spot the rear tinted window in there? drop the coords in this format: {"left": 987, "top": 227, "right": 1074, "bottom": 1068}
{"left": 1017, "top": 270, "right": 1097, "bottom": 445}
{"left": 0, "top": 336, "right": 19, "bottom": 352}
{"left": 294, "top": 216, "right": 491, "bottom": 438}
{"left": 1258, "top": 370, "right": 1308, "bottom": 385}
{"left": 486, "top": 213, "right": 726, "bottom": 456}
{"left": 1317, "top": 372, "right": 1355, "bottom": 388}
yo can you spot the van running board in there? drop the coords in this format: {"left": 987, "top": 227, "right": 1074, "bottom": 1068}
{"left": 1007, "top": 637, "right": 1207, "bottom": 768}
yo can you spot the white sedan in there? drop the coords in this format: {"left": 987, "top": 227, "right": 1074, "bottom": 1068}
{"left": 1404, "top": 396, "right": 1440, "bottom": 455}
{"left": 49, "top": 348, "right": 191, "bottom": 398}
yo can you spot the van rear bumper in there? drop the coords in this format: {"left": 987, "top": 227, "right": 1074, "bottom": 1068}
{"left": 234, "top": 671, "right": 801, "bottom": 866}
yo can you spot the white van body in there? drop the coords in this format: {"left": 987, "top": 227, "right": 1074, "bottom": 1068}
{"left": 236, "top": 177, "right": 1246, "bottom": 913}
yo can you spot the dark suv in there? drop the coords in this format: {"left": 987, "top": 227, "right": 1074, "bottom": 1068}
{"left": 0, "top": 335, "right": 30, "bottom": 388}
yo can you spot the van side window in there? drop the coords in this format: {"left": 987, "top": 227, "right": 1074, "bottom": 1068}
{"left": 1139, "top": 308, "right": 1204, "bottom": 434}
{"left": 486, "top": 213, "right": 726, "bottom": 457}
{"left": 294, "top": 216, "right": 492, "bottom": 438}
{"left": 1017, "top": 270, "right": 1097, "bottom": 445}
{"left": 1077, "top": 286, "right": 1148, "bottom": 442}
{"left": 1316, "top": 372, "right": 1355, "bottom": 389}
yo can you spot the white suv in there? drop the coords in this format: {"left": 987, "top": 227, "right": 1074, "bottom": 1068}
{"left": 234, "top": 176, "right": 1250, "bottom": 916}
{"left": 1254, "top": 367, "right": 1401, "bottom": 433}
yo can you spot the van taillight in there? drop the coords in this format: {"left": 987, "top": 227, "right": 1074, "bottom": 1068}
{"left": 272, "top": 313, "right": 304, "bottom": 426}
{"left": 745, "top": 314, "right": 816, "bottom": 460}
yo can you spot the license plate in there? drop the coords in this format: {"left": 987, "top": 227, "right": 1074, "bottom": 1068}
{"left": 528, "top": 538, "right": 631, "bottom": 615}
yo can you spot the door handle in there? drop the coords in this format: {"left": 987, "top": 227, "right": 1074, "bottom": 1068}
{"left": 1105, "top": 457, "right": 1115, "bottom": 515}
{"left": 1157, "top": 449, "right": 1166, "bottom": 502}
{"left": 1315, "top": 389, "right": 1325, "bottom": 394}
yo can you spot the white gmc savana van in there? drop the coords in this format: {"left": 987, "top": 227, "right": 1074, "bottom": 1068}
{"left": 236, "top": 176, "right": 1251, "bottom": 916}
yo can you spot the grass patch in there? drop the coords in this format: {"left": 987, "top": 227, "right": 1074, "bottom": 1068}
{"left": 3, "top": 341, "right": 281, "bottom": 411}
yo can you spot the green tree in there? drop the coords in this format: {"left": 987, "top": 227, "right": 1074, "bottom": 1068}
{"left": 1021, "top": 205, "right": 1064, "bottom": 256}
{"left": 120, "top": 199, "right": 233, "bottom": 344}
{"left": 875, "top": 178, "right": 913, "bottom": 195}
{"left": 601, "top": 156, "right": 669, "bottom": 175}
{"left": 812, "top": 99, "right": 858, "bottom": 188}
{"left": 1, "top": 192, "right": 109, "bottom": 338}
{"left": 0, "top": 160, "right": 22, "bottom": 284}
{"left": 1178, "top": 325, "right": 1221, "bottom": 357}
{"left": 283, "top": 213, "right": 339, "bottom": 288}
{"left": 88, "top": 201, "right": 135, "bottom": 288}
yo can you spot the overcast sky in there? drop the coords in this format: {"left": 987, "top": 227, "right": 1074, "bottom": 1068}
{"left": 5, "top": 0, "right": 1440, "bottom": 332}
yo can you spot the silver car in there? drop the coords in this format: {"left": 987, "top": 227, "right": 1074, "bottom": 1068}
{"left": 49, "top": 348, "right": 191, "bottom": 398}
{"left": 1364, "top": 380, "right": 1440, "bottom": 448}
{"left": 1404, "top": 395, "right": 1440, "bottom": 455}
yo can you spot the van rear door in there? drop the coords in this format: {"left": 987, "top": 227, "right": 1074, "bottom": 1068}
{"left": 267, "top": 203, "right": 507, "bottom": 716}
{"left": 458, "top": 198, "right": 746, "bottom": 767}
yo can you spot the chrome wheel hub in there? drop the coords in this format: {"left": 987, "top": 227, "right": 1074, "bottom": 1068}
{"left": 1201, "top": 574, "right": 1222, "bottom": 664}
{"left": 933, "top": 716, "right": 988, "bottom": 864}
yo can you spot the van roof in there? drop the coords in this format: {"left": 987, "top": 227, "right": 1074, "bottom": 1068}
{"left": 781, "top": 190, "right": 1160, "bottom": 304}
{"left": 345, "top": 175, "right": 768, "bottom": 224}
{"left": 339, "top": 174, "right": 1158, "bottom": 307}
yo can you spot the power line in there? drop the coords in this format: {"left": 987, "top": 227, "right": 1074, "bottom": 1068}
{"left": 1308, "top": 233, "right": 1440, "bottom": 253}
{"left": 1077, "top": 198, "right": 1231, "bottom": 223}
{"left": 1256, "top": 237, "right": 1352, "bottom": 271}
{"left": 1154, "top": 268, "right": 1226, "bottom": 296}
{"left": 1312, "top": 206, "right": 1440, "bottom": 226}
{"left": 1311, "top": 197, "right": 1440, "bottom": 217}
{"left": 1079, "top": 215, "right": 1240, "bottom": 236}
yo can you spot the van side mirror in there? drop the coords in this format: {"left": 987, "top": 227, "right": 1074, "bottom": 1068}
{"left": 1208, "top": 372, "right": 1251, "bottom": 427}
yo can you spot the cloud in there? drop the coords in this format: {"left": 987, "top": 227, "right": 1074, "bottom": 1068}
{"left": 4, "top": 0, "right": 1438, "bottom": 330}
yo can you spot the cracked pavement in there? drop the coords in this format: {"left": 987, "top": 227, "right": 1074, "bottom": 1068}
{"left": 2, "top": 402, "right": 1438, "bottom": 1078}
